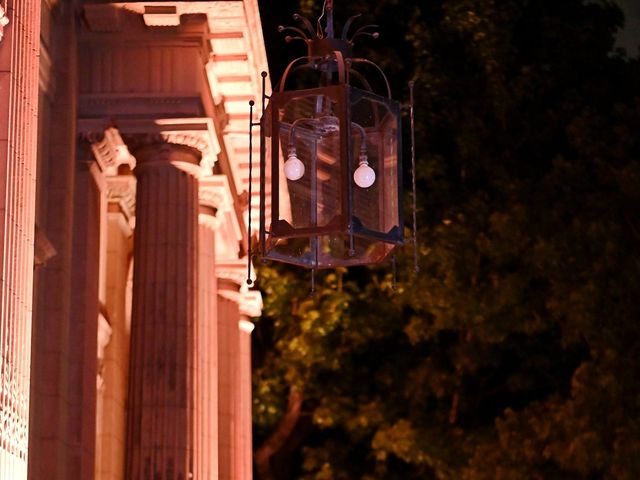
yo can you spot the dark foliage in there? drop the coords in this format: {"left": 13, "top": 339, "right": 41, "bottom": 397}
{"left": 253, "top": 1, "right": 640, "bottom": 478}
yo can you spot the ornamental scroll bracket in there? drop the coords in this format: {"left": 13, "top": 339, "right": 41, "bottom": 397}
{"left": 87, "top": 127, "right": 136, "bottom": 176}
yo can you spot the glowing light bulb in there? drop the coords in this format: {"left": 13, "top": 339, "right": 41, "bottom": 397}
{"left": 284, "top": 151, "right": 305, "bottom": 181}
{"left": 353, "top": 155, "right": 375, "bottom": 188}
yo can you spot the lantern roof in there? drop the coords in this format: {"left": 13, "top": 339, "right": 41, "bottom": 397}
{"left": 275, "top": 0, "right": 392, "bottom": 99}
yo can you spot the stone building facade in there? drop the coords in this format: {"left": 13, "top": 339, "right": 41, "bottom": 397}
{"left": 0, "top": 1, "right": 266, "bottom": 478}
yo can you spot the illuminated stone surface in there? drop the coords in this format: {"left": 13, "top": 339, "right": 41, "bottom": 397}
{"left": 0, "top": 1, "right": 266, "bottom": 479}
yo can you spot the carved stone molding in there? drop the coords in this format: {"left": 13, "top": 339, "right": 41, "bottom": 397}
{"left": 197, "top": 175, "right": 245, "bottom": 263}
{"left": 239, "top": 291, "right": 262, "bottom": 319}
{"left": 0, "top": 6, "right": 8, "bottom": 43}
{"left": 198, "top": 211, "right": 220, "bottom": 232}
{"left": 106, "top": 175, "right": 136, "bottom": 225}
{"left": 239, "top": 319, "right": 255, "bottom": 334}
{"left": 34, "top": 224, "right": 57, "bottom": 267}
{"left": 199, "top": 175, "right": 231, "bottom": 212}
{"left": 142, "top": 5, "right": 180, "bottom": 27}
{"left": 78, "top": 118, "right": 220, "bottom": 176}
{"left": 216, "top": 267, "right": 263, "bottom": 317}
{"left": 217, "top": 259, "right": 251, "bottom": 290}
{"left": 86, "top": 127, "right": 136, "bottom": 176}
{"left": 79, "top": 96, "right": 204, "bottom": 120}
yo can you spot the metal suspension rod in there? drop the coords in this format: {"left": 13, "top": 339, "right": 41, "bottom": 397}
{"left": 246, "top": 100, "right": 255, "bottom": 285}
{"left": 409, "top": 80, "right": 419, "bottom": 273}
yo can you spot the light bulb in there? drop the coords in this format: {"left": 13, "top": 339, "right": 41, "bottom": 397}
{"left": 284, "top": 151, "right": 305, "bottom": 181}
{"left": 353, "top": 157, "right": 375, "bottom": 188}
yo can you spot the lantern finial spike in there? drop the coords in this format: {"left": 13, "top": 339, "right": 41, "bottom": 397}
{"left": 326, "top": 0, "right": 334, "bottom": 39}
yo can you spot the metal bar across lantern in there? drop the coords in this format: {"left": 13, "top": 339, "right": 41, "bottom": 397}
{"left": 248, "top": 0, "right": 411, "bottom": 283}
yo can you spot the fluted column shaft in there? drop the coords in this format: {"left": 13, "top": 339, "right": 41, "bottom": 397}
{"left": 126, "top": 143, "right": 200, "bottom": 480}
{"left": 194, "top": 204, "right": 220, "bottom": 479}
{"left": 217, "top": 281, "right": 242, "bottom": 480}
{"left": 238, "top": 317, "right": 255, "bottom": 480}
{"left": 0, "top": 1, "right": 40, "bottom": 478}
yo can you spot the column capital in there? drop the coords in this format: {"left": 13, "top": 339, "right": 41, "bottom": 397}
{"left": 78, "top": 118, "right": 220, "bottom": 175}
{"left": 216, "top": 261, "right": 263, "bottom": 317}
{"left": 199, "top": 206, "right": 220, "bottom": 231}
{"left": 239, "top": 291, "right": 262, "bottom": 319}
{"left": 131, "top": 140, "right": 203, "bottom": 177}
{"left": 217, "top": 261, "right": 249, "bottom": 290}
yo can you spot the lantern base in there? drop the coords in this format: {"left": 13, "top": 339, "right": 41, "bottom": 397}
{"left": 264, "top": 233, "right": 399, "bottom": 269}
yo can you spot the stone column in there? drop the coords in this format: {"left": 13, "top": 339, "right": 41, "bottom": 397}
{"left": 0, "top": 0, "right": 40, "bottom": 478}
{"left": 238, "top": 292, "right": 261, "bottom": 480}
{"left": 96, "top": 173, "right": 135, "bottom": 480}
{"left": 126, "top": 142, "right": 200, "bottom": 480}
{"left": 217, "top": 279, "right": 242, "bottom": 480}
{"left": 238, "top": 319, "right": 254, "bottom": 480}
{"left": 194, "top": 182, "right": 222, "bottom": 479}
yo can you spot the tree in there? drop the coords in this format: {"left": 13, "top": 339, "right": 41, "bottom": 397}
{"left": 253, "top": 1, "right": 640, "bottom": 478}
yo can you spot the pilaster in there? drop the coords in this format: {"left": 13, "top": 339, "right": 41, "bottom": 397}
{"left": 0, "top": 0, "right": 41, "bottom": 478}
{"left": 28, "top": 3, "right": 76, "bottom": 477}
{"left": 67, "top": 149, "right": 105, "bottom": 478}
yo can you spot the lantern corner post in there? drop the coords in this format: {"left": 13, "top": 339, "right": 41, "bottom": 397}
{"left": 259, "top": 73, "right": 270, "bottom": 259}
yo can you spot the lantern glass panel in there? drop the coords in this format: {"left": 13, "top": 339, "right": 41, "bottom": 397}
{"left": 262, "top": 133, "right": 273, "bottom": 230}
{"left": 275, "top": 91, "right": 343, "bottom": 233}
{"left": 261, "top": 86, "right": 402, "bottom": 269}
{"left": 350, "top": 89, "right": 402, "bottom": 241}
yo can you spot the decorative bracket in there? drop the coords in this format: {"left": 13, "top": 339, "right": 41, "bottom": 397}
{"left": 88, "top": 127, "right": 136, "bottom": 176}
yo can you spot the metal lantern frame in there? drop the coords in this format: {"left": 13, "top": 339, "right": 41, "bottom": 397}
{"left": 246, "top": 0, "right": 418, "bottom": 290}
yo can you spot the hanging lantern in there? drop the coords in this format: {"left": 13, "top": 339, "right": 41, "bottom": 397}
{"left": 247, "top": 0, "right": 416, "bottom": 285}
